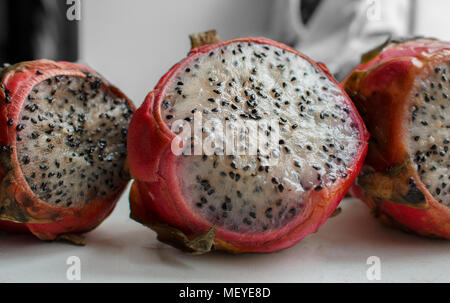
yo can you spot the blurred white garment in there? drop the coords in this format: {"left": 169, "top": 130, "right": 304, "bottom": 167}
{"left": 270, "top": 0, "right": 415, "bottom": 80}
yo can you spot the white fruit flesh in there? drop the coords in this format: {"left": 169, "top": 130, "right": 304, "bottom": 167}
{"left": 16, "top": 75, "right": 133, "bottom": 207}
{"left": 410, "top": 63, "right": 450, "bottom": 207}
{"left": 161, "top": 42, "right": 363, "bottom": 233}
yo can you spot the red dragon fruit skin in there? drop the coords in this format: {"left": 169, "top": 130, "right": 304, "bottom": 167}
{"left": 0, "top": 60, "right": 135, "bottom": 244}
{"left": 128, "top": 32, "right": 369, "bottom": 253}
{"left": 343, "top": 38, "right": 450, "bottom": 239}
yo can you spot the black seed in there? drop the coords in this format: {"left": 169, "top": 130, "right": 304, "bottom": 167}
{"left": 230, "top": 161, "right": 237, "bottom": 169}
{"left": 22, "top": 155, "right": 30, "bottom": 165}
{"left": 31, "top": 132, "right": 39, "bottom": 139}
{"left": 222, "top": 202, "right": 231, "bottom": 211}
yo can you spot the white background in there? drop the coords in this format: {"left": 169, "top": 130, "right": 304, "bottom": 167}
{"left": 0, "top": 0, "right": 449, "bottom": 282}
{"left": 79, "top": 0, "right": 450, "bottom": 107}
{"left": 2, "top": 195, "right": 449, "bottom": 283}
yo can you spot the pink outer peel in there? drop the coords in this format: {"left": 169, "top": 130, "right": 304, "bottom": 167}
{"left": 343, "top": 39, "right": 450, "bottom": 239}
{"left": 128, "top": 37, "right": 369, "bottom": 253}
{"left": 0, "top": 60, "right": 135, "bottom": 243}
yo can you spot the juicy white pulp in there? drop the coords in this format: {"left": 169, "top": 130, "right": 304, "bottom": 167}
{"left": 161, "top": 42, "right": 362, "bottom": 233}
{"left": 16, "top": 75, "right": 133, "bottom": 207}
{"left": 410, "top": 63, "right": 450, "bottom": 207}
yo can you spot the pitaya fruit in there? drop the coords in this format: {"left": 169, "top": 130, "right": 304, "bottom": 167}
{"left": 128, "top": 31, "right": 369, "bottom": 253}
{"left": 342, "top": 38, "right": 450, "bottom": 239}
{"left": 0, "top": 59, "right": 135, "bottom": 244}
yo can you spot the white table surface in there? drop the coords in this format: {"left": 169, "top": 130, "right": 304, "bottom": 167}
{"left": 1, "top": 184, "right": 449, "bottom": 283}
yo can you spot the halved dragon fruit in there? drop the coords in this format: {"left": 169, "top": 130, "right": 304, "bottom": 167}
{"left": 343, "top": 38, "right": 450, "bottom": 239}
{"left": 0, "top": 60, "right": 135, "bottom": 244}
{"left": 128, "top": 31, "right": 369, "bottom": 253}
